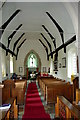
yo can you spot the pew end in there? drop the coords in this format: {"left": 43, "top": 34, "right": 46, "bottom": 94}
{"left": 76, "top": 89, "right": 80, "bottom": 104}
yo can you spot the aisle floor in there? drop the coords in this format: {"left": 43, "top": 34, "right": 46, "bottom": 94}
{"left": 18, "top": 80, "right": 55, "bottom": 119}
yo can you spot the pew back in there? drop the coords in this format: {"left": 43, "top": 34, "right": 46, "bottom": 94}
{"left": 38, "top": 76, "right": 73, "bottom": 104}
{"left": 1, "top": 79, "right": 27, "bottom": 105}
{"left": 76, "top": 89, "right": 80, "bottom": 104}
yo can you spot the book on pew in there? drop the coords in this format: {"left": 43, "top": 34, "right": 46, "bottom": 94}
{"left": 0, "top": 103, "right": 11, "bottom": 110}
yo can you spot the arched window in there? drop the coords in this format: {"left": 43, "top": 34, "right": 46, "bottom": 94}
{"left": 68, "top": 49, "right": 77, "bottom": 78}
{"left": 28, "top": 53, "right": 37, "bottom": 68}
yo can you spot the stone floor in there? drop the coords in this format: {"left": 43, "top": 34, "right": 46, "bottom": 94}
{"left": 18, "top": 80, "right": 55, "bottom": 119}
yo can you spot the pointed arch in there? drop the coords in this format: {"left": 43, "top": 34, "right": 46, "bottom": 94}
{"left": 24, "top": 50, "right": 41, "bottom": 76}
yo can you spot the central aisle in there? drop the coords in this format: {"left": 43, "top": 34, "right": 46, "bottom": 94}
{"left": 22, "top": 82, "right": 51, "bottom": 119}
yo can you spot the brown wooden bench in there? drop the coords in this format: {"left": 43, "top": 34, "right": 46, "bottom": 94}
{"left": 2, "top": 79, "right": 27, "bottom": 105}
{"left": 55, "top": 96, "right": 80, "bottom": 119}
{"left": 12, "top": 80, "right": 27, "bottom": 105}
{"left": 0, "top": 83, "right": 10, "bottom": 104}
{"left": 45, "top": 82, "right": 73, "bottom": 103}
{"left": 38, "top": 76, "right": 73, "bottom": 104}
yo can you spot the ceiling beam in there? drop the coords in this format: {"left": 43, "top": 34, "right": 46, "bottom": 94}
{"left": 0, "top": 9, "right": 21, "bottom": 40}
{"left": 7, "top": 24, "right": 22, "bottom": 49}
{"left": 13, "top": 33, "right": 25, "bottom": 53}
{"left": 16, "top": 48, "right": 19, "bottom": 60}
{"left": 48, "top": 35, "right": 76, "bottom": 56}
{"left": 0, "top": 42, "right": 16, "bottom": 57}
{"left": 0, "top": 1, "right": 6, "bottom": 9}
{"left": 6, "top": 24, "right": 23, "bottom": 56}
{"left": 46, "top": 12, "right": 66, "bottom": 53}
{"left": 40, "top": 33, "right": 53, "bottom": 58}
{"left": 17, "top": 39, "right": 26, "bottom": 49}
{"left": 38, "top": 39, "right": 49, "bottom": 61}
{"left": 42, "top": 25, "right": 56, "bottom": 49}
{"left": 16, "top": 39, "right": 26, "bottom": 60}
{"left": 7, "top": 49, "right": 16, "bottom": 57}
{"left": 0, "top": 42, "right": 6, "bottom": 50}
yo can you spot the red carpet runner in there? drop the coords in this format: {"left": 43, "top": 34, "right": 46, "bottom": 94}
{"left": 22, "top": 82, "right": 51, "bottom": 119}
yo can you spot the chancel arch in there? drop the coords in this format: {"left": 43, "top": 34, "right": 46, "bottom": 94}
{"left": 24, "top": 50, "right": 41, "bottom": 79}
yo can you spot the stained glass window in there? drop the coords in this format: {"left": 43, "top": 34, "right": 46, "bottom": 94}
{"left": 28, "top": 53, "right": 37, "bottom": 68}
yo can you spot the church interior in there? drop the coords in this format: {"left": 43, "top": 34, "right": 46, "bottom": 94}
{"left": 0, "top": 1, "right": 80, "bottom": 119}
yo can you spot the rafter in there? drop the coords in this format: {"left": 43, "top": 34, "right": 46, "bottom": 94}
{"left": 48, "top": 35, "right": 76, "bottom": 56}
{"left": 16, "top": 39, "right": 26, "bottom": 60}
{"left": 38, "top": 39, "right": 49, "bottom": 60}
{"left": 46, "top": 12, "right": 66, "bottom": 53}
{"left": 0, "top": 1, "right": 6, "bottom": 9}
{"left": 0, "top": 9, "right": 21, "bottom": 40}
{"left": 7, "top": 24, "right": 22, "bottom": 48}
{"left": 6, "top": 24, "right": 23, "bottom": 56}
{"left": 40, "top": 33, "right": 53, "bottom": 58}
{"left": 0, "top": 42, "right": 16, "bottom": 57}
{"left": 13, "top": 33, "right": 25, "bottom": 52}
{"left": 42, "top": 25, "right": 56, "bottom": 49}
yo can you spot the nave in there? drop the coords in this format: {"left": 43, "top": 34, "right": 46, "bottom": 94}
{"left": 23, "top": 81, "right": 50, "bottom": 119}
{"left": 0, "top": 1, "right": 80, "bottom": 120}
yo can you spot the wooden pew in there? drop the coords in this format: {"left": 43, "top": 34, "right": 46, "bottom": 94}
{"left": 72, "top": 77, "right": 79, "bottom": 101}
{"left": 38, "top": 76, "right": 58, "bottom": 92}
{"left": 2, "top": 79, "right": 27, "bottom": 105}
{"left": 37, "top": 76, "right": 54, "bottom": 87}
{"left": 38, "top": 76, "right": 73, "bottom": 104}
{"left": 55, "top": 96, "right": 80, "bottom": 119}
{"left": 73, "top": 89, "right": 80, "bottom": 112}
{"left": 12, "top": 79, "right": 27, "bottom": 105}
{"left": 12, "top": 80, "right": 27, "bottom": 105}
{"left": 38, "top": 76, "right": 64, "bottom": 98}
{"left": 45, "top": 82, "right": 72, "bottom": 104}
{"left": 76, "top": 89, "right": 80, "bottom": 104}
{"left": 0, "top": 84, "right": 11, "bottom": 104}
{"left": 0, "top": 97, "right": 18, "bottom": 119}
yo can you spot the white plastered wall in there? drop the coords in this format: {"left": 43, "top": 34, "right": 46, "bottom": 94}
{"left": 52, "top": 42, "right": 77, "bottom": 82}
{"left": 15, "top": 39, "right": 49, "bottom": 75}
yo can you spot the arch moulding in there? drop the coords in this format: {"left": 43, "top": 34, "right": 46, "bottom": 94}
{"left": 24, "top": 50, "right": 41, "bottom": 76}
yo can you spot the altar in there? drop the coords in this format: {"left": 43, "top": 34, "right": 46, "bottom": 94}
{"left": 26, "top": 67, "right": 39, "bottom": 79}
